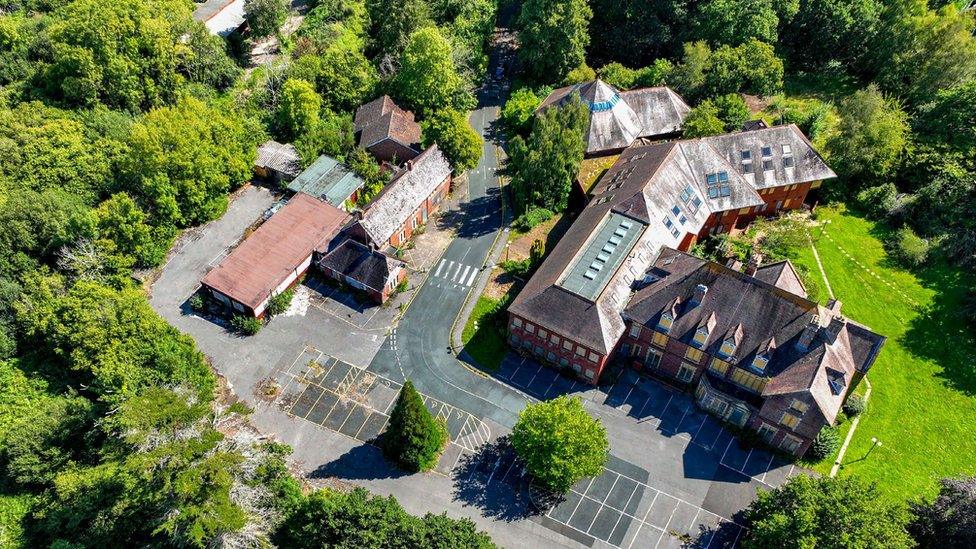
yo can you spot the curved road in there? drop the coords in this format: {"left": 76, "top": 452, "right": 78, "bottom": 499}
{"left": 367, "top": 92, "right": 531, "bottom": 430}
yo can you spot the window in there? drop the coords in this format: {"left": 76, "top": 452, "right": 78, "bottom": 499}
{"left": 398, "top": 229, "right": 406, "bottom": 243}
{"left": 719, "top": 338, "right": 736, "bottom": 358}
{"left": 411, "top": 217, "right": 418, "bottom": 230}
{"left": 657, "top": 313, "right": 673, "bottom": 333}
{"left": 762, "top": 159, "right": 774, "bottom": 171}
{"left": 761, "top": 145, "right": 772, "bottom": 157}
{"left": 651, "top": 331, "right": 669, "bottom": 347}
{"left": 752, "top": 354, "right": 769, "bottom": 372}
{"left": 790, "top": 399, "right": 810, "bottom": 414}
{"left": 677, "top": 363, "right": 696, "bottom": 382}
{"left": 783, "top": 155, "right": 795, "bottom": 168}
{"left": 588, "top": 351, "right": 599, "bottom": 363}
{"left": 510, "top": 334, "right": 521, "bottom": 346}
{"left": 731, "top": 368, "right": 767, "bottom": 392}
{"left": 784, "top": 199, "right": 793, "bottom": 209}
{"left": 533, "top": 346, "right": 544, "bottom": 356}
{"left": 585, "top": 369, "right": 596, "bottom": 380}
{"left": 681, "top": 185, "right": 703, "bottom": 214}
{"left": 572, "top": 363, "right": 582, "bottom": 373}
{"left": 672, "top": 205, "right": 681, "bottom": 216}
{"left": 701, "top": 394, "right": 729, "bottom": 416}
{"left": 781, "top": 144, "right": 792, "bottom": 155}
{"left": 563, "top": 340, "right": 574, "bottom": 351}
{"left": 741, "top": 150, "right": 752, "bottom": 160}
{"left": 538, "top": 328, "right": 548, "bottom": 340}
{"left": 780, "top": 412, "right": 800, "bottom": 428}
{"left": 629, "top": 324, "right": 642, "bottom": 338}
{"left": 706, "top": 172, "right": 731, "bottom": 198}
{"left": 631, "top": 345, "right": 642, "bottom": 357}
{"left": 685, "top": 346, "right": 703, "bottom": 362}
{"left": 692, "top": 327, "right": 708, "bottom": 347}
{"left": 709, "top": 358, "right": 730, "bottom": 376}
{"left": 549, "top": 333, "right": 559, "bottom": 345}
{"left": 758, "top": 424, "right": 777, "bottom": 443}
{"left": 559, "top": 357, "right": 569, "bottom": 367}
{"left": 546, "top": 351, "right": 556, "bottom": 362}
{"left": 781, "top": 435, "right": 802, "bottom": 453}
{"left": 645, "top": 349, "right": 662, "bottom": 369}
{"left": 511, "top": 318, "right": 523, "bottom": 329}
{"left": 575, "top": 346, "right": 586, "bottom": 357}
{"left": 525, "top": 323, "right": 535, "bottom": 334}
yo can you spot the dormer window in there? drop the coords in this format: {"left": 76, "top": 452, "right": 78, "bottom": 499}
{"left": 719, "top": 337, "right": 736, "bottom": 358}
{"left": 741, "top": 150, "right": 751, "bottom": 161}
{"left": 692, "top": 326, "right": 709, "bottom": 348}
{"left": 752, "top": 353, "right": 769, "bottom": 372}
{"left": 657, "top": 312, "right": 673, "bottom": 333}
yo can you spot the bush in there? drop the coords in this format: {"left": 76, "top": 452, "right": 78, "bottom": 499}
{"left": 266, "top": 288, "right": 295, "bottom": 316}
{"left": 189, "top": 294, "right": 204, "bottom": 312}
{"left": 888, "top": 226, "right": 930, "bottom": 267}
{"left": 806, "top": 426, "right": 840, "bottom": 462}
{"left": 501, "top": 87, "right": 541, "bottom": 136}
{"left": 856, "top": 183, "right": 898, "bottom": 220}
{"left": 383, "top": 380, "right": 448, "bottom": 472}
{"left": 843, "top": 394, "right": 867, "bottom": 417}
{"left": 501, "top": 258, "right": 533, "bottom": 278}
{"left": 513, "top": 207, "right": 553, "bottom": 232}
{"left": 231, "top": 315, "right": 263, "bottom": 335}
{"left": 562, "top": 62, "right": 596, "bottom": 85}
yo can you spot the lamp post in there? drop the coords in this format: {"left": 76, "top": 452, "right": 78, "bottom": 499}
{"left": 505, "top": 242, "right": 511, "bottom": 262}
{"left": 866, "top": 436, "right": 882, "bottom": 458}
{"left": 817, "top": 219, "right": 831, "bottom": 240}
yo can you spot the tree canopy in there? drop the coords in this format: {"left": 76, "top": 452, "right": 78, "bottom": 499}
{"left": 828, "top": 85, "right": 910, "bottom": 187}
{"left": 244, "top": 0, "right": 288, "bottom": 39}
{"left": 517, "top": 0, "right": 592, "bottom": 83}
{"left": 909, "top": 476, "right": 976, "bottom": 548}
{"left": 394, "top": 27, "right": 470, "bottom": 116}
{"left": 511, "top": 395, "right": 608, "bottom": 493}
{"left": 422, "top": 108, "right": 483, "bottom": 172}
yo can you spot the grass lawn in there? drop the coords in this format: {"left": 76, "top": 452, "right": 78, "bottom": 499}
{"left": 792, "top": 204, "right": 976, "bottom": 502}
{"left": 461, "top": 296, "right": 508, "bottom": 372}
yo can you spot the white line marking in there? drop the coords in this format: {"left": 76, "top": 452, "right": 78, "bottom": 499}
{"left": 434, "top": 259, "right": 446, "bottom": 277}
{"left": 465, "top": 268, "right": 478, "bottom": 286}
{"left": 447, "top": 261, "right": 460, "bottom": 280}
{"left": 456, "top": 265, "right": 471, "bottom": 283}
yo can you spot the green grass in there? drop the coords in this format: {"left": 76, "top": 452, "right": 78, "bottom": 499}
{"left": 793, "top": 205, "right": 976, "bottom": 502}
{"left": 461, "top": 296, "right": 508, "bottom": 372}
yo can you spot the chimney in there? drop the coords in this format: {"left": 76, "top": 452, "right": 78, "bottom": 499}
{"left": 823, "top": 316, "right": 847, "bottom": 345}
{"left": 796, "top": 315, "right": 820, "bottom": 351}
{"left": 406, "top": 160, "right": 414, "bottom": 171}
{"left": 827, "top": 299, "right": 843, "bottom": 314}
{"left": 690, "top": 284, "right": 708, "bottom": 307}
{"left": 745, "top": 254, "right": 762, "bottom": 276}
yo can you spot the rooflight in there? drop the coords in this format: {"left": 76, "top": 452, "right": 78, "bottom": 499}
{"left": 609, "top": 236, "right": 622, "bottom": 245}
{"left": 620, "top": 220, "right": 633, "bottom": 229}
{"left": 602, "top": 244, "right": 616, "bottom": 253}
{"left": 614, "top": 227, "right": 627, "bottom": 237}
{"left": 597, "top": 252, "right": 610, "bottom": 262}
{"left": 761, "top": 146, "right": 772, "bottom": 157}
{"left": 589, "top": 261, "right": 603, "bottom": 271}
{"left": 583, "top": 270, "right": 597, "bottom": 280}
{"left": 741, "top": 150, "right": 751, "bottom": 160}
{"left": 671, "top": 205, "right": 681, "bottom": 216}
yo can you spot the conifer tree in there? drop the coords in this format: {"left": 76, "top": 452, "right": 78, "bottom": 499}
{"left": 383, "top": 380, "right": 448, "bottom": 472}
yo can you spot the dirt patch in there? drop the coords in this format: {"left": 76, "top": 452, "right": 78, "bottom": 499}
{"left": 742, "top": 94, "right": 771, "bottom": 116}
{"left": 508, "top": 211, "right": 575, "bottom": 260}
{"left": 483, "top": 267, "right": 515, "bottom": 301}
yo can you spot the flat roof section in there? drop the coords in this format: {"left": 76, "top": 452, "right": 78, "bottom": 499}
{"left": 288, "top": 155, "right": 366, "bottom": 208}
{"left": 202, "top": 194, "right": 351, "bottom": 311}
{"left": 558, "top": 212, "right": 645, "bottom": 300}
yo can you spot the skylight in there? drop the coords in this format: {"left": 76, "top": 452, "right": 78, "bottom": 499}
{"left": 706, "top": 172, "right": 731, "bottom": 198}
{"left": 680, "top": 185, "right": 702, "bottom": 214}
{"left": 761, "top": 145, "right": 772, "bottom": 157}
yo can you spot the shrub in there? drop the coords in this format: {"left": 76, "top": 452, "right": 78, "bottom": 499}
{"left": 843, "top": 394, "right": 867, "bottom": 417}
{"left": 513, "top": 207, "right": 553, "bottom": 232}
{"left": 806, "top": 426, "right": 840, "bottom": 462}
{"left": 231, "top": 315, "right": 263, "bottom": 335}
{"left": 383, "top": 380, "right": 448, "bottom": 472}
{"left": 189, "top": 294, "right": 204, "bottom": 312}
{"left": 563, "top": 62, "right": 596, "bottom": 85}
{"left": 856, "top": 183, "right": 898, "bottom": 220}
{"left": 266, "top": 289, "right": 295, "bottom": 316}
{"left": 501, "top": 258, "right": 532, "bottom": 278}
{"left": 888, "top": 226, "right": 930, "bottom": 267}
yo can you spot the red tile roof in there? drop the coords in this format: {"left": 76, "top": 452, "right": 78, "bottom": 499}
{"left": 202, "top": 194, "right": 350, "bottom": 312}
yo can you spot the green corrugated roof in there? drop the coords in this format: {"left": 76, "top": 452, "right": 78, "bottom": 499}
{"left": 287, "top": 155, "right": 365, "bottom": 207}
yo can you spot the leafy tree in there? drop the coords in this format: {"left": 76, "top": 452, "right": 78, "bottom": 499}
{"left": 908, "top": 171, "right": 976, "bottom": 266}
{"left": 855, "top": 183, "right": 898, "bottom": 220}
{"left": 123, "top": 96, "right": 256, "bottom": 227}
{"left": 366, "top": 0, "right": 431, "bottom": 58}
{"left": 0, "top": 395, "right": 93, "bottom": 487}
{"left": 0, "top": 188, "right": 90, "bottom": 267}
{"left": 501, "top": 87, "right": 541, "bottom": 136}
{"left": 278, "top": 78, "right": 322, "bottom": 140}
{"left": 179, "top": 25, "right": 241, "bottom": 92}
{"left": 682, "top": 101, "right": 725, "bottom": 138}
{"left": 394, "top": 27, "right": 469, "bottom": 116}
{"left": 909, "top": 476, "right": 976, "bottom": 548}
{"left": 317, "top": 42, "right": 377, "bottom": 111}
{"left": 294, "top": 109, "right": 356, "bottom": 166}
{"left": 828, "top": 85, "right": 910, "bottom": 186}
{"left": 563, "top": 62, "right": 596, "bottom": 85}
{"left": 41, "top": 0, "right": 190, "bottom": 111}
{"left": 383, "top": 380, "right": 447, "bottom": 472}
{"left": 508, "top": 95, "right": 587, "bottom": 213}
{"left": 691, "top": 0, "right": 782, "bottom": 46}
{"left": 781, "top": 0, "right": 883, "bottom": 72}
{"left": 711, "top": 93, "right": 750, "bottom": 132}
{"left": 888, "top": 226, "right": 930, "bottom": 267}
{"left": 872, "top": 0, "right": 976, "bottom": 105}
{"left": 705, "top": 39, "right": 783, "bottom": 97}
{"left": 587, "top": 0, "right": 688, "bottom": 67}
{"left": 670, "top": 41, "right": 712, "bottom": 98}
{"left": 598, "top": 60, "right": 674, "bottom": 90}
{"left": 95, "top": 193, "right": 171, "bottom": 268}
{"left": 347, "top": 147, "right": 390, "bottom": 204}
{"left": 916, "top": 79, "right": 976, "bottom": 157}
{"left": 244, "top": 0, "right": 288, "bottom": 39}
{"left": 511, "top": 395, "right": 608, "bottom": 493}
{"left": 517, "top": 0, "right": 592, "bottom": 83}
{"left": 743, "top": 475, "right": 914, "bottom": 549}
{"left": 421, "top": 109, "right": 483, "bottom": 172}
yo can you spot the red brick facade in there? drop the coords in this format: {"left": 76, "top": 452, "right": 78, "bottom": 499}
{"left": 387, "top": 175, "right": 451, "bottom": 248}
{"left": 506, "top": 313, "right": 611, "bottom": 384}
{"left": 691, "top": 181, "right": 818, "bottom": 250}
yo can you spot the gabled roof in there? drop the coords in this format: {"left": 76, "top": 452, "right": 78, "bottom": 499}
{"left": 354, "top": 95, "right": 397, "bottom": 132}
{"left": 287, "top": 155, "right": 365, "bottom": 208}
{"left": 354, "top": 95, "right": 421, "bottom": 152}
{"left": 754, "top": 260, "right": 807, "bottom": 298}
{"left": 318, "top": 238, "right": 404, "bottom": 292}
{"left": 202, "top": 194, "right": 351, "bottom": 312}
{"left": 256, "top": 140, "right": 301, "bottom": 178}
{"left": 623, "top": 248, "right": 885, "bottom": 423}
{"left": 359, "top": 145, "right": 451, "bottom": 247}
{"left": 537, "top": 80, "right": 690, "bottom": 155}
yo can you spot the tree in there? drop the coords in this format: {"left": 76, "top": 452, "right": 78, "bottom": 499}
{"left": 828, "top": 85, "right": 910, "bottom": 186}
{"left": 0, "top": 395, "right": 93, "bottom": 487}
{"left": 711, "top": 93, "right": 750, "bottom": 132}
{"left": 179, "top": 25, "right": 241, "bottom": 92}
{"left": 95, "top": 193, "right": 171, "bottom": 268}
{"left": 909, "top": 476, "right": 976, "bottom": 548}
{"left": 743, "top": 475, "right": 914, "bottom": 549}
{"left": 278, "top": 78, "right": 322, "bottom": 140}
{"left": 781, "top": 0, "right": 883, "bottom": 73}
{"left": 501, "top": 87, "right": 541, "bottom": 136}
{"left": 587, "top": 0, "right": 688, "bottom": 67}
{"left": 244, "top": 0, "right": 288, "bottom": 39}
{"left": 511, "top": 395, "right": 608, "bottom": 493}
{"left": 671, "top": 41, "right": 713, "bottom": 98}
{"left": 366, "top": 0, "right": 431, "bottom": 57}
{"left": 916, "top": 80, "right": 976, "bottom": 158}
{"left": 123, "top": 96, "right": 256, "bottom": 227}
{"left": 508, "top": 96, "right": 587, "bottom": 213}
{"left": 517, "top": 0, "right": 592, "bottom": 83}
{"left": 383, "top": 380, "right": 447, "bottom": 472}
{"left": 706, "top": 39, "right": 783, "bottom": 97}
{"left": 394, "top": 27, "right": 468, "bottom": 116}
{"left": 422, "top": 109, "right": 483, "bottom": 172}
{"left": 347, "top": 147, "right": 390, "bottom": 205}
{"left": 691, "top": 0, "right": 782, "bottom": 46}
{"left": 598, "top": 60, "right": 674, "bottom": 90}
{"left": 294, "top": 110, "right": 355, "bottom": 166}
{"left": 563, "top": 63, "right": 596, "bottom": 85}
{"left": 317, "top": 42, "right": 377, "bottom": 112}
{"left": 682, "top": 101, "right": 725, "bottom": 138}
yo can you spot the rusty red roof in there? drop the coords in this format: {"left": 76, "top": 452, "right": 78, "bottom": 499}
{"left": 202, "top": 193, "right": 350, "bottom": 311}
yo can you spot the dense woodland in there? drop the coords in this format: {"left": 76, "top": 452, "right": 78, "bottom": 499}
{"left": 0, "top": 0, "right": 495, "bottom": 545}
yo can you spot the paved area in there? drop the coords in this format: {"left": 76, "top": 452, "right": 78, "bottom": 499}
{"left": 303, "top": 276, "right": 397, "bottom": 330}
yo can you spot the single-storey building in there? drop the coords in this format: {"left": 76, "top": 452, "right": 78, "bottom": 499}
{"left": 349, "top": 145, "right": 452, "bottom": 250}
{"left": 287, "top": 155, "right": 366, "bottom": 211}
{"left": 193, "top": 0, "right": 246, "bottom": 36}
{"left": 353, "top": 95, "right": 422, "bottom": 164}
{"left": 255, "top": 140, "right": 302, "bottom": 184}
{"left": 201, "top": 193, "right": 351, "bottom": 317}
{"left": 536, "top": 79, "right": 690, "bottom": 157}
{"left": 317, "top": 239, "right": 406, "bottom": 303}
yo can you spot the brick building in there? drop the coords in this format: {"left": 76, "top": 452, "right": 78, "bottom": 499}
{"left": 617, "top": 249, "right": 884, "bottom": 456}
{"left": 353, "top": 95, "right": 422, "bottom": 164}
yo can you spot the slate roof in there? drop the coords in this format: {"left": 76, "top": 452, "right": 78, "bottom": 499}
{"left": 537, "top": 80, "right": 690, "bottom": 155}
{"left": 287, "top": 155, "right": 365, "bottom": 208}
{"left": 624, "top": 248, "right": 885, "bottom": 423}
{"left": 354, "top": 95, "right": 421, "bottom": 151}
{"left": 359, "top": 145, "right": 451, "bottom": 246}
{"left": 318, "top": 238, "right": 404, "bottom": 292}
{"left": 700, "top": 124, "right": 836, "bottom": 189}
{"left": 256, "top": 140, "right": 301, "bottom": 179}
{"left": 202, "top": 194, "right": 351, "bottom": 312}
{"left": 754, "top": 260, "right": 807, "bottom": 298}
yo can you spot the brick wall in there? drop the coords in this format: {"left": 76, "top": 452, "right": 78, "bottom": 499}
{"left": 506, "top": 312, "right": 609, "bottom": 384}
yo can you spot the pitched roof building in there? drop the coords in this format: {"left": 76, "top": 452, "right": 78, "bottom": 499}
{"left": 255, "top": 140, "right": 302, "bottom": 183}
{"left": 354, "top": 95, "right": 422, "bottom": 164}
{"left": 287, "top": 155, "right": 365, "bottom": 210}
{"left": 317, "top": 239, "right": 406, "bottom": 303}
{"left": 537, "top": 79, "right": 690, "bottom": 156}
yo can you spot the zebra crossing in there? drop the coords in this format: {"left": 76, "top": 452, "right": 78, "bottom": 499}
{"left": 430, "top": 258, "right": 480, "bottom": 288}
